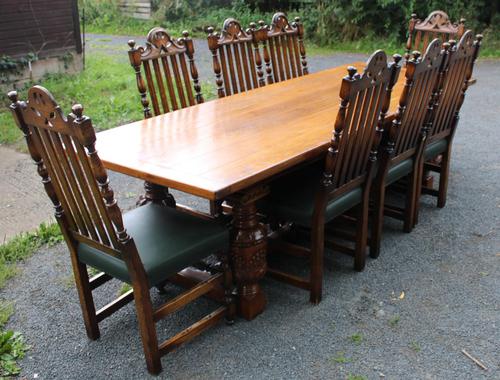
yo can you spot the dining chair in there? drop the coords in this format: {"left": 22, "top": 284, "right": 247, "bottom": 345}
{"left": 405, "top": 10, "right": 465, "bottom": 63}
{"left": 128, "top": 27, "right": 221, "bottom": 216}
{"left": 128, "top": 27, "right": 203, "bottom": 116}
{"left": 207, "top": 18, "right": 264, "bottom": 97}
{"left": 264, "top": 51, "right": 401, "bottom": 303}
{"left": 369, "top": 39, "right": 448, "bottom": 258}
{"left": 257, "top": 12, "right": 308, "bottom": 84}
{"left": 415, "top": 31, "right": 482, "bottom": 218}
{"left": 8, "top": 86, "right": 235, "bottom": 375}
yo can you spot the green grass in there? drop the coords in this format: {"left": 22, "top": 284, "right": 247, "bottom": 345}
{"left": 409, "top": 340, "right": 421, "bottom": 352}
{"left": 389, "top": 314, "right": 401, "bottom": 327}
{"left": 0, "top": 222, "right": 62, "bottom": 376}
{"left": 349, "top": 333, "right": 363, "bottom": 345}
{"left": 0, "top": 52, "right": 217, "bottom": 146}
{"left": 332, "top": 351, "right": 352, "bottom": 364}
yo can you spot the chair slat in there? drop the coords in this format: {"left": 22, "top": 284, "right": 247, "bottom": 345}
{"left": 170, "top": 55, "right": 188, "bottom": 109}
{"left": 152, "top": 59, "right": 169, "bottom": 113}
{"left": 161, "top": 56, "right": 178, "bottom": 111}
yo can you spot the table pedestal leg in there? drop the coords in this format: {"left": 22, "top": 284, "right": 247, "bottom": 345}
{"left": 137, "top": 181, "right": 176, "bottom": 207}
{"left": 227, "top": 187, "right": 269, "bottom": 320}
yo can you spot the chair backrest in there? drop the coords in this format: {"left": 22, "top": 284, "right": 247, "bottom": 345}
{"left": 323, "top": 51, "right": 401, "bottom": 191}
{"left": 128, "top": 27, "right": 203, "bottom": 118}
{"left": 258, "top": 12, "right": 308, "bottom": 84}
{"left": 405, "top": 10, "right": 465, "bottom": 62}
{"left": 428, "top": 30, "right": 482, "bottom": 140}
{"left": 8, "top": 86, "right": 130, "bottom": 259}
{"left": 207, "top": 18, "right": 264, "bottom": 98}
{"left": 390, "top": 39, "right": 447, "bottom": 158}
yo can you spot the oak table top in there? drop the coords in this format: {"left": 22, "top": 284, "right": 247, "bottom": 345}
{"left": 97, "top": 62, "right": 404, "bottom": 200}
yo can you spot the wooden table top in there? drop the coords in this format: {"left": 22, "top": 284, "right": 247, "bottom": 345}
{"left": 97, "top": 62, "right": 404, "bottom": 200}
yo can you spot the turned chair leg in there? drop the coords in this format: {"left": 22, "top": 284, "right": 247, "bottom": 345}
{"left": 370, "top": 184, "right": 385, "bottom": 259}
{"left": 132, "top": 283, "right": 162, "bottom": 375}
{"left": 309, "top": 222, "right": 324, "bottom": 304}
{"left": 354, "top": 199, "right": 369, "bottom": 272}
{"left": 437, "top": 148, "right": 451, "bottom": 208}
{"left": 73, "top": 260, "right": 100, "bottom": 340}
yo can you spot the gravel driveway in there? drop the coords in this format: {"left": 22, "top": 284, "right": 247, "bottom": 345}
{"left": 1, "top": 34, "right": 499, "bottom": 379}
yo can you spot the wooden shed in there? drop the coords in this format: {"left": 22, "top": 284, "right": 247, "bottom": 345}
{"left": 0, "top": 0, "right": 83, "bottom": 86}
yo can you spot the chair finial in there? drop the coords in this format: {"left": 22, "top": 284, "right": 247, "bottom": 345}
{"left": 128, "top": 40, "right": 136, "bottom": 49}
{"left": 347, "top": 66, "right": 357, "bottom": 79}
{"left": 393, "top": 54, "right": 402, "bottom": 64}
{"left": 7, "top": 90, "right": 18, "bottom": 103}
{"left": 72, "top": 104, "right": 84, "bottom": 120}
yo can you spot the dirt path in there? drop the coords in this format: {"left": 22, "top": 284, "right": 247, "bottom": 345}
{"left": 0, "top": 146, "right": 53, "bottom": 240}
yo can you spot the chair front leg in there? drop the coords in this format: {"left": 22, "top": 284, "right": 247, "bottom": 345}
{"left": 131, "top": 279, "right": 162, "bottom": 375}
{"left": 72, "top": 259, "right": 100, "bottom": 340}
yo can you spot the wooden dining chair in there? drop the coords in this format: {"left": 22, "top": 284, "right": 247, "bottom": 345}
{"left": 263, "top": 51, "right": 401, "bottom": 303}
{"left": 258, "top": 12, "right": 308, "bottom": 84}
{"left": 405, "top": 10, "right": 465, "bottom": 62}
{"left": 369, "top": 39, "right": 448, "bottom": 258}
{"left": 128, "top": 27, "right": 222, "bottom": 216}
{"left": 415, "top": 31, "right": 482, "bottom": 218}
{"left": 8, "top": 86, "right": 234, "bottom": 375}
{"left": 207, "top": 18, "right": 265, "bottom": 98}
{"left": 128, "top": 27, "right": 203, "bottom": 117}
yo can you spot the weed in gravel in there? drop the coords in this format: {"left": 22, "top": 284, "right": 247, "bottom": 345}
{"left": 119, "top": 283, "right": 132, "bottom": 296}
{"left": 332, "top": 351, "right": 352, "bottom": 364}
{"left": 347, "top": 374, "right": 367, "bottom": 380}
{"left": 350, "top": 333, "right": 363, "bottom": 345}
{"left": 409, "top": 341, "right": 421, "bottom": 352}
{"left": 0, "top": 302, "right": 13, "bottom": 329}
{"left": 389, "top": 315, "right": 400, "bottom": 327}
{"left": 0, "top": 330, "right": 29, "bottom": 377}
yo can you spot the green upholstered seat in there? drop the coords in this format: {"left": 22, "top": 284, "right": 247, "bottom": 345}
{"left": 262, "top": 164, "right": 363, "bottom": 227}
{"left": 424, "top": 139, "right": 448, "bottom": 159}
{"left": 77, "top": 203, "right": 229, "bottom": 287}
{"left": 386, "top": 158, "right": 413, "bottom": 185}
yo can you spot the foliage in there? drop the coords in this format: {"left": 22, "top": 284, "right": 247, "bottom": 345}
{"left": 0, "top": 330, "right": 29, "bottom": 377}
{"left": 0, "top": 222, "right": 63, "bottom": 289}
{"left": 79, "top": 0, "right": 499, "bottom": 57}
{"left": 0, "top": 54, "right": 38, "bottom": 83}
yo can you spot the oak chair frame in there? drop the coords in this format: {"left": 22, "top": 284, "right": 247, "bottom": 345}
{"left": 257, "top": 12, "right": 308, "bottom": 84}
{"left": 8, "top": 87, "right": 235, "bottom": 375}
{"left": 405, "top": 10, "right": 465, "bottom": 62}
{"left": 268, "top": 51, "right": 401, "bottom": 303}
{"left": 370, "top": 39, "right": 448, "bottom": 258}
{"left": 207, "top": 18, "right": 265, "bottom": 98}
{"left": 128, "top": 27, "right": 221, "bottom": 216}
{"left": 415, "top": 31, "right": 482, "bottom": 218}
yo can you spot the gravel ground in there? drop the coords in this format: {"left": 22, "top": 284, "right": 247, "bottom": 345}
{"left": 1, "top": 35, "right": 499, "bottom": 379}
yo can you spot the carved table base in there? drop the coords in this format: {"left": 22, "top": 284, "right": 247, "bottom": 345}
{"left": 227, "top": 186, "right": 269, "bottom": 320}
{"left": 137, "top": 181, "right": 176, "bottom": 207}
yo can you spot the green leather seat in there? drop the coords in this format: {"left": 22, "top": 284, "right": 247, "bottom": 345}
{"left": 424, "top": 139, "right": 448, "bottom": 159}
{"left": 77, "top": 203, "right": 229, "bottom": 287}
{"left": 386, "top": 158, "right": 413, "bottom": 185}
{"left": 262, "top": 164, "right": 363, "bottom": 227}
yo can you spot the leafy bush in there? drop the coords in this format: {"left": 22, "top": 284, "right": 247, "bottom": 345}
{"left": 0, "top": 330, "right": 29, "bottom": 377}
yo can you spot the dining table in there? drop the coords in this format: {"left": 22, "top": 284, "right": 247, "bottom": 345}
{"left": 96, "top": 61, "right": 405, "bottom": 320}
